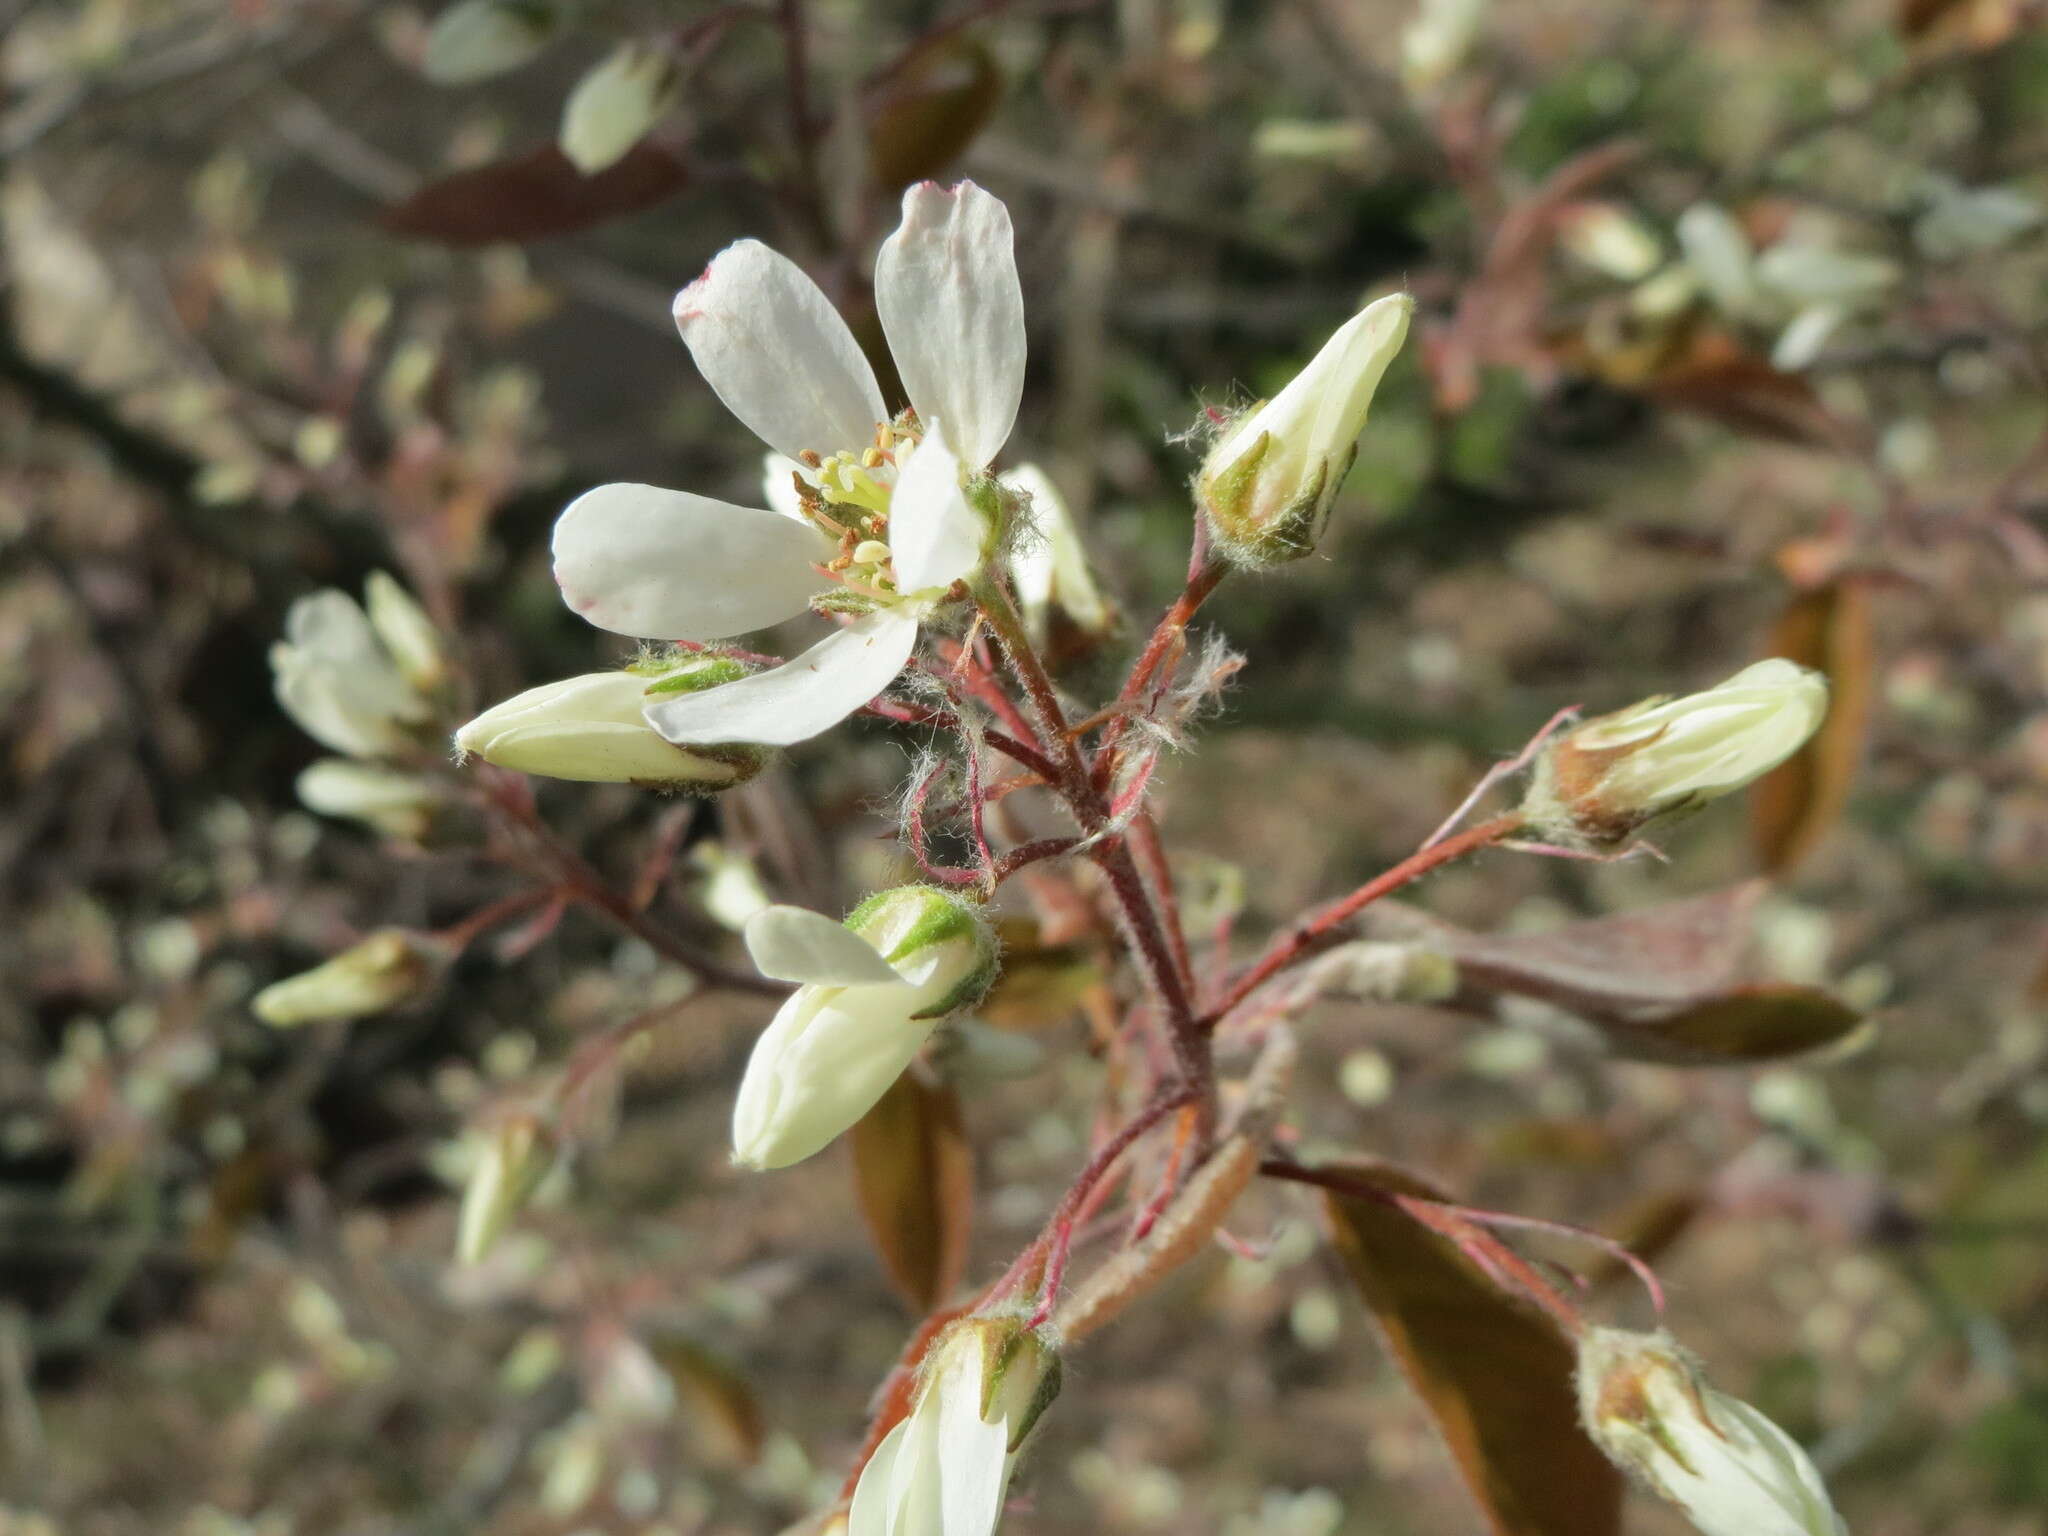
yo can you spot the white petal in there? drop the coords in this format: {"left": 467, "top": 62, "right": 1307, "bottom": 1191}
{"left": 744, "top": 904, "right": 903, "bottom": 986}
{"left": 552, "top": 482, "right": 828, "bottom": 640}
{"left": 936, "top": 1353, "right": 1012, "bottom": 1536}
{"left": 887, "top": 1394, "right": 949, "bottom": 1536}
{"left": 889, "top": 419, "right": 984, "bottom": 594}
{"left": 848, "top": 1420, "right": 911, "bottom": 1536}
{"left": 674, "top": 240, "right": 886, "bottom": 461}
{"left": 875, "top": 182, "right": 1025, "bottom": 468}
{"left": 643, "top": 610, "right": 919, "bottom": 747}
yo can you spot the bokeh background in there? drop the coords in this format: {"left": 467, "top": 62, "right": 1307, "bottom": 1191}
{"left": 4, "top": 0, "right": 2048, "bottom": 1532}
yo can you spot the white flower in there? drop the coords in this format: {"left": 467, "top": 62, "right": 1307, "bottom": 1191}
{"left": 1558, "top": 202, "right": 1663, "bottom": 283}
{"left": 550, "top": 180, "right": 1026, "bottom": 749}
{"left": 559, "top": 43, "right": 677, "bottom": 174}
{"left": 1671, "top": 204, "right": 1897, "bottom": 372}
{"left": 454, "top": 658, "right": 768, "bottom": 789}
{"left": 253, "top": 930, "right": 439, "bottom": 1027}
{"left": 1004, "top": 463, "right": 1114, "bottom": 652}
{"left": 271, "top": 577, "right": 437, "bottom": 759}
{"left": 849, "top": 1318, "right": 1059, "bottom": 1536}
{"left": 421, "top": 0, "right": 559, "bottom": 85}
{"left": 732, "top": 889, "right": 997, "bottom": 1170}
{"left": 296, "top": 759, "right": 440, "bottom": 841}
{"left": 1524, "top": 658, "right": 1829, "bottom": 847}
{"left": 1196, "top": 292, "right": 1413, "bottom": 564}
{"left": 1578, "top": 1328, "right": 1847, "bottom": 1536}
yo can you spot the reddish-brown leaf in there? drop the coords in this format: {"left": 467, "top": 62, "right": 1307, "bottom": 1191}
{"left": 381, "top": 142, "right": 690, "bottom": 247}
{"left": 1367, "top": 884, "right": 1865, "bottom": 1064}
{"left": 850, "top": 1072, "right": 974, "bottom": 1313}
{"left": 867, "top": 36, "right": 1002, "bottom": 194}
{"left": 1751, "top": 576, "right": 1875, "bottom": 873}
{"left": 647, "top": 1334, "right": 765, "bottom": 1467}
{"left": 1645, "top": 328, "right": 1843, "bottom": 446}
{"left": 1321, "top": 1161, "right": 1623, "bottom": 1536}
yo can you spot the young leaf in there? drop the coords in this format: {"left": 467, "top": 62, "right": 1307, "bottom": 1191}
{"left": 1751, "top": 577, "right": 1874, "bottom": 873}
{"left": 867, "top": 36, "right": 1002, "bottom": 194}
{"left": 380, "top": 142, "right": 690, "bottom": 247}
{"left": 849, "top": 1072, "right": 974, "bottom": 1313}
{"left": 1321, "top": 1160, "right": 1623, "bottom": 1536}
{"left": 646, "top": 1333, "right": 765, "bottom": 1467}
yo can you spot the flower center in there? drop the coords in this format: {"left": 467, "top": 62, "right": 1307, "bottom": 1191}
{"left": 792, "top": 416, "right": 924, "bottom": 611}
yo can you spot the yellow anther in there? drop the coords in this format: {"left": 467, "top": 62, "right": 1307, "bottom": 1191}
{"left": 861, "top": 447, "right": 885, "bottom": 468}
{"left": 852, "top": 539, "right": 891, "bottom": 565}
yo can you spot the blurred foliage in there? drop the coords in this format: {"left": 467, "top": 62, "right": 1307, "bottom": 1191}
{"left": 2, "top": 0, "right": 2048, "bottom": 1533}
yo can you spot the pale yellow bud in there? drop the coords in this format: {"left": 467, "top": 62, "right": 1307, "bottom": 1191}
{"left": 253, "top": 930, "right": 439, "bottom": 1027}
{"left": 421, "top": 0, "right": 559, "bottom": 85}
{"left": 296, "top": 760, "right": 439, "bottom": 841}
{"left": 456, "top": 1113, "right": 557, "bottom": 1266}
{"left": 364, "top": 571, "right": 448, "bottom": 695}
{"left": 1523, "top": 659, "right": 1829, "bottom": 847}
{"left": 1578, "top": 1328, "right": 1846, "bottom": 1536}
{"left": 455, "top": 659, "right": 768, "bottom": 790}
{"left": 559, "top": 44, "right": 678, "bottom": 174}
{"left": 1197, "top": 294, "right": 1413, "bottom": 565}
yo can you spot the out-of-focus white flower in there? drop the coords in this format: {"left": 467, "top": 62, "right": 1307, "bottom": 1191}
{"left": 849, "top": 1317, "right": 1059, "bottom": 1536}
{"left": 271, "top": 577, "right": 438, "bottom": 759}
{"left": 1913, "top": 175, "right": 2042, "bottom": 260}
{"left": 421, "top": 0, "right": 559, "bottom": 85}
{"left": 1400, "top": 0, "right": 1488, "bottom": 93}
{"left": 253, "top": 930, "right": 440, "bottom": 1027}
{"left": 1196, "top": 293, "right": 1413, "bottom": 564}
{"left": 1577, "top": 1328, "right": 1847, "bottom": 1536}
{"left": 456, "top": 1112, "right": 556, "bottom": 1265}
{"left": 559, "top": 43, "right": 678, "bottom": 174}
{"left": 454, "top": 657, "right": 769, "bottom": 789}
{"left": 1558, "top": 202, "right": 1663, "bottom": 283}
{"left": 1523, "top": 658, "right": 1829, "bottom": 847}
{"left": 1005, "top": 463, "right": 1115, "bottom": 652}
{"left": 296, "top": 759, "right": 440, "bottom": 841}
{"left": 1669, "top": 203, "right": 1898, "bottom": 372}
{"left": 732, "top": 888, "right": 998, "bottom": 1170}
{"left": 690, "top": 840, "right": 773, "bottom": 931}
{"left": 550, "top": 181, "right": 1025, "bottom": 749}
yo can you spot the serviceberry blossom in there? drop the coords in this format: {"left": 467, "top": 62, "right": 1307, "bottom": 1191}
{"left": 549, "top": 180, "right": 1026, "bottom": 750}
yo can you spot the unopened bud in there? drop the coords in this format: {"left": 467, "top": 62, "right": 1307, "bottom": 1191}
{"left": 1005, "top": 464, "right": 1117, "bottom": 656}
{"left": 253, "top": 930, "right": 440, "bottom": 1027}
{"left": 850, "top": 1317, "right": 1060, "bottom": 1536}
{"left": 296, "top": 759, "right": 440, "bottom": 841}
{"left": 559, "top": 43, "right": 678, "bottom": 174}
{"left": 457, "top": 1113, "right": 557, "bottom": 1266}
{"left": 1558, "top": 202, "right": 1663, "bottom": 282}
{"left": 1522, "top": 659, "right": 1828, "bottom": 848}
{"left": 1577, "top": 1328, "right": 1846, "bottom": 1536}
{"left": 455, "top": 658, "right": 769, "bottom": 790}
{"left": 732, "top": 889, "right": 999, "bottom": 1170}
{"left": 1401, "top": 0, "right": 1488, "bottom": 93}
{"left": 421, "top": 0, "right": 560, "bottom": 85}
{"left": 1197, "top": 293, "right": 1412, "bottom": 565}
{"left": 364, "top": 571, "right": 449, "bottom": 695}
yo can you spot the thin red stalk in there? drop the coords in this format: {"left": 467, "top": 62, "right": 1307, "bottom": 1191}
{"left": 1129, "top": 809, "right": 1196, "bottom": 1004}
{"left": 1092, "top": 557, "right": 1226, "bottom": 785}
{"left": 1204, "top": 810, "right": 1523, "bottom": 1028}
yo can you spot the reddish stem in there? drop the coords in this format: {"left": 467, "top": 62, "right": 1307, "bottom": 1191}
{"left": 1204, "top": 811, "right": 1523, "bottom": 1028}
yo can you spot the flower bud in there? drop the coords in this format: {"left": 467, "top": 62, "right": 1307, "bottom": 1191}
{"left": 364, "top": 571, "right": 449, "bottom": 695}
{"left": 296, "top": 759, "right": 440, "bottom": 841}
{"left": 1577, "top": 1328, "right": 1846, "bottom": 1536}
{"left": 1521, "top": 659, "right": 1829, "bottom": 848}
{"left": 253, "top": 930, "right": 440, "bottom": 1027}
{"left": 559, "top": 43, "right": 678, "bottom": 174}
{"left": 455, "top": 658, "right": 769, "bottom": 790}
{"left": 271, "top": 583, "right": 436, "bottom": 759}
{"left": 1197, "top": 293, "right": 1413, "bottom": 565}
{"left": 456, "top": 1112, "right": 557, "bottom": 1266}
{"left": 732, "top": 890, "right": 999, "bottom": 1170}
{"left": 421, "top": 0, "right": 559, "bottom": 85}
{"left": 849, "top": 1316, "right": 1060, "bottom": 1536}
{"left": 1005, "top": 463, "right": 1117, "bottom": 657}
{"left": 1558, "top": 201, "right": 1663, "bottom": 282}
{"left": 1401, "top": 0, "right": 1488, "bottom": 94}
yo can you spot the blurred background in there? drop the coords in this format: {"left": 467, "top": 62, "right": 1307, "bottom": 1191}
{"left": 3, "top": 0, "right": 2048, "bottom": 1532}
